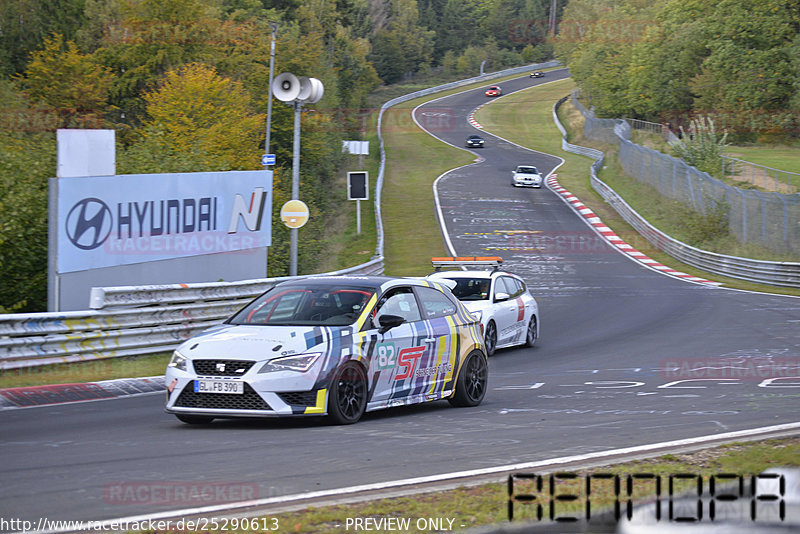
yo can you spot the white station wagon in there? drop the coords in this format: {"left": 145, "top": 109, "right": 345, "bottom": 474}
{"left": 428, "top": 257, "right": 539, "bottom": 357}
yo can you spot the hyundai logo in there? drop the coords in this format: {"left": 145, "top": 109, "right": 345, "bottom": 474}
{"left": 65, "top": 198, "right": 112, "bottom": 250}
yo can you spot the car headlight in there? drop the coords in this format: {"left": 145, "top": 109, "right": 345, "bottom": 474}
{"left": 259, "top": 353, "right": 322, "bottom": 373}
{"left": 167, "top": 351, "right": 187, "bottom": 372}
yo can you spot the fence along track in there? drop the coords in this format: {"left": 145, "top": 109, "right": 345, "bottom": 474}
{"left": 553, "top": 95, "right": 800, "bottom": 288}
{"left": 1, "top": 62, "right": 560, "bottom": 370}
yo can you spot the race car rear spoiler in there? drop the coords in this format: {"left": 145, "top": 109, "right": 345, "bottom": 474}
{"left": 431, "top": 256, "right": 503, "bottom": 271}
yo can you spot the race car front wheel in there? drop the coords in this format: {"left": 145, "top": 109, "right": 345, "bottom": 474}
{"left": 525, "top": 316, "right": 538, "bottom": 347}
{"left": 484, "top": 321, "right": 497, "bottom": 357}
{"left": 328, "top": 362, "right": 368, "bottom": 425}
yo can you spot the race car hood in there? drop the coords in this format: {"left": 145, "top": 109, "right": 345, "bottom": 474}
{"left": 175, "top": 324, "right": 335, "bottom": 361}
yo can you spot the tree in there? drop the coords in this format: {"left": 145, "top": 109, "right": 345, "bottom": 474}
{"left": 135, "top": 63, "right": 265, "bottom": 171}
{"left": 368, "top": 0, "right": 434, "bottom": 83}
{"left": 90, "top": 0, "right": 223, "bottom": 125}
{"left": 0, "top": 79, "right": 54, "bottom": 312}
{"left": 19, "top": 34, "right": 115, "bottom": 128}
{"left": 0, "top": 0, "right": 86, "bottom": 76}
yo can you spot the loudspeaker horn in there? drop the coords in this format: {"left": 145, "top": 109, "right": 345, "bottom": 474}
{"left": 306, "top": 77, "right": 324, "bottom": 104}
{"left": 296, "top": 76, "right": 313, "bottom": 101}
{"left": 272, "top": 72, "right": 301, "bottom": 102}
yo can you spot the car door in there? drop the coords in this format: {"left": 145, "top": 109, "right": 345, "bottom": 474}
{"left": 503, "top": 276, "right": 529, "bottom": 344}
{"left": 412, "top": 285, "right": 462, "bottom": 399}
{"left": 492, "top": 276, "right": 521, "bottom": 347}
{"left": 363, "top": 286, "right": 426, "bottom": 407}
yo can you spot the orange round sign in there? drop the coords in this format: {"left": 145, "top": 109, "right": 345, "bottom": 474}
{"left": 280, "top": 200, "right": 309, "bottom": 229}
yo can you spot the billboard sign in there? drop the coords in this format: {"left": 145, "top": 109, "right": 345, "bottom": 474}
{"left": 56, "top": 170, "right": 272, "bottom": 274}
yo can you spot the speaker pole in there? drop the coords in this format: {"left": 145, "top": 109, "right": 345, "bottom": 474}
{"left": 264, "top": 21, "right": 278, "bottom": 277}
{"left": 265, "top": 21, "right": 278, "bottom": 158}
{"left": 290, "top": 99, "right": 302, "bottom": 276}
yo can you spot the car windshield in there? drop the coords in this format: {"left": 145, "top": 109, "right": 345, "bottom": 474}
{"left": 229, "top": 284, "right": 375, "bottom": 326}
{"left": 517, "top": 166, "right": 538, "bottom": 174}
{"left": 444, "top": 277, "right": 491, "bottom": 301}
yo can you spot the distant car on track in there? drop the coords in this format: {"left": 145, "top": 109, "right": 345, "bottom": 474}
{"left": 511, "top": 165, "right": 543, "bottom": 188}
{"left": 428, "top": 257, "right": 539, "bottom": 357}
{"left": 484, "top": 85, "right": 502, "bottom": 97}
{"left": 165, "top": 276, "right": 488, "bottom": 425}
{"left": 466, "top": 134, "right": 485, "bottom": 148}
{"left": 530, "top": 71, "right": 544, "bottom": 78}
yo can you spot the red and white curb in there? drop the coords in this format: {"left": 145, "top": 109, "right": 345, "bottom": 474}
{"left": 468, "top": 107, "right": 484, "bottom": 129}
{"left": 0, "top": 376, "right": 165, "bottom": 410}
{"left": 546, "top": 174, "right": 723, "bottom": 286}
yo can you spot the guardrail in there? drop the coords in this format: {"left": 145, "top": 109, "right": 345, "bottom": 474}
{"left": 1, "top": 61, "right": 560, "bottom": 370}
{"left": 553, "top": 95, "right": 800, "bottom": 288}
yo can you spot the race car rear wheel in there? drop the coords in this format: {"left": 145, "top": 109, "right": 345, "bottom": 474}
{"left": 484, "top": 321, "right": 497, "bottom": 357}
{"left": 328, "top": 362, "right": 367, "bottom": 425}
{"left": 449, "top": 350, "right": 488, "bottom": 407}
{"left": 525, "top": 316, "right": 538, "bottom": 347}
{"left": 176, "top": 414, "right": 214, "bottom": 425}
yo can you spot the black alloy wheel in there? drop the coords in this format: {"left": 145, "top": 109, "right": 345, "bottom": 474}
{"left": 484, "top": 321, "right": 497, "bottom": 357}
{"left": 328, "top": 362, "right": 368, "bottom": 425}
{"left": 526, "top": 316, "right": 538, "bottom": 347}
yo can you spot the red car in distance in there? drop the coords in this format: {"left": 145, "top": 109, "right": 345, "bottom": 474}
{"left": 484, "top": 85, "right": 502, "bottom": 97}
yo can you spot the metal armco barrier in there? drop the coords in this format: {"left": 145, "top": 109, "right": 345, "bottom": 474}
{"left": 1, "top": 62, "right": 560, "bottom": 370}
{"left": 553, "top": 96, "right": 800, "bottom": 288}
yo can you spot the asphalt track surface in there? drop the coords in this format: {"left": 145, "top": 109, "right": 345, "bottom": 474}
{"left": 2, "top": 70, "right": 800, "bottom": 527}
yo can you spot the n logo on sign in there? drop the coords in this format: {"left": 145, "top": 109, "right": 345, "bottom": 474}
{"left": 228, "top": 188, "right": 267, "bottom": 233}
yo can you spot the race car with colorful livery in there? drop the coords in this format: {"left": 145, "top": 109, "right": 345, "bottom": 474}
{"left": 484, "top": 85, "right": 502, "bottom": 97}
{"left": 428, "top": 257, "right": 538, "bottom": 357}
{"left": 165, "top": 276, "right": 487, "bottom": 425}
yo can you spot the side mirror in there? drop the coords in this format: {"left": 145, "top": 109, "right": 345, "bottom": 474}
{"left": 494, "top": 292, "right": 510, "bottom": 302}
{"left": 377, "top": 314, "right": 404, "bottom": 334}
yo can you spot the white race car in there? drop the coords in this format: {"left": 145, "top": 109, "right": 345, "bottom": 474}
{"left": 428, "top": 257, "right": 539, "bottom": 357}
{"left": 165, "top": 276, "right": 487, "bottom": 425}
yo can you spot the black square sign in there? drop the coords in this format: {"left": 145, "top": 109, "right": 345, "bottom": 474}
{"left": 347, "top": 171, "right": 369, "bottom": 200}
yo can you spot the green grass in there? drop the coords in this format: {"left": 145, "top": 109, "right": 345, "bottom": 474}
{"left": 381, "top": 102, "right": 472, "bottom": 276}
{"left": 475, "top": 80, "right": 800, "bottom": 296}
{"left": 727, "top": 144, "right": 800, "bottom": 175}
{"left": 0, "top": 353, "right": 171, "bottom": 388}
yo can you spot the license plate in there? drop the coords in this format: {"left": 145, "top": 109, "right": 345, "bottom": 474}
{"left": 194, "top": 379, "right": 244, "bottom": 394}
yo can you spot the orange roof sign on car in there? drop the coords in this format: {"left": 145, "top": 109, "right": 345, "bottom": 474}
{"left": 431, "top": 256, "right": 503, "bottom": 271}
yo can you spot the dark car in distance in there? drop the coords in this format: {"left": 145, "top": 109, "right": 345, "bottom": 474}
{"left": 466, "top": 135, "right": 485, "bottom": 148}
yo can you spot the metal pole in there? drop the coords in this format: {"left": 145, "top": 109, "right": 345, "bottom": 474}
{"left": 264, "top": 22, "right": 278, "bottom": 277}
{"left": 356, "top": 199, "right": 361, "bottom": 235}
{"left": 290, "top": 100, "right": 302, "bottom": 276}
{"left": 265, "top": 21, "right": 278, "bottom": 156}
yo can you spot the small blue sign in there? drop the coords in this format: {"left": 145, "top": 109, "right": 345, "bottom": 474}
{"left": 262, "top": 154, "right": 276, "bottom": 166}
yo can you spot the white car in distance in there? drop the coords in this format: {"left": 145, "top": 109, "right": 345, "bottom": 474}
{"left": 511, "top": 165, "right": 543, "bottom": 188}
{"left": 428, "top": 257, "right": 539, "bottom": 357}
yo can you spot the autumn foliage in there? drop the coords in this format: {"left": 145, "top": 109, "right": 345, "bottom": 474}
{"left": 141, "top": 63, "right": 265, "bottom": 170}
